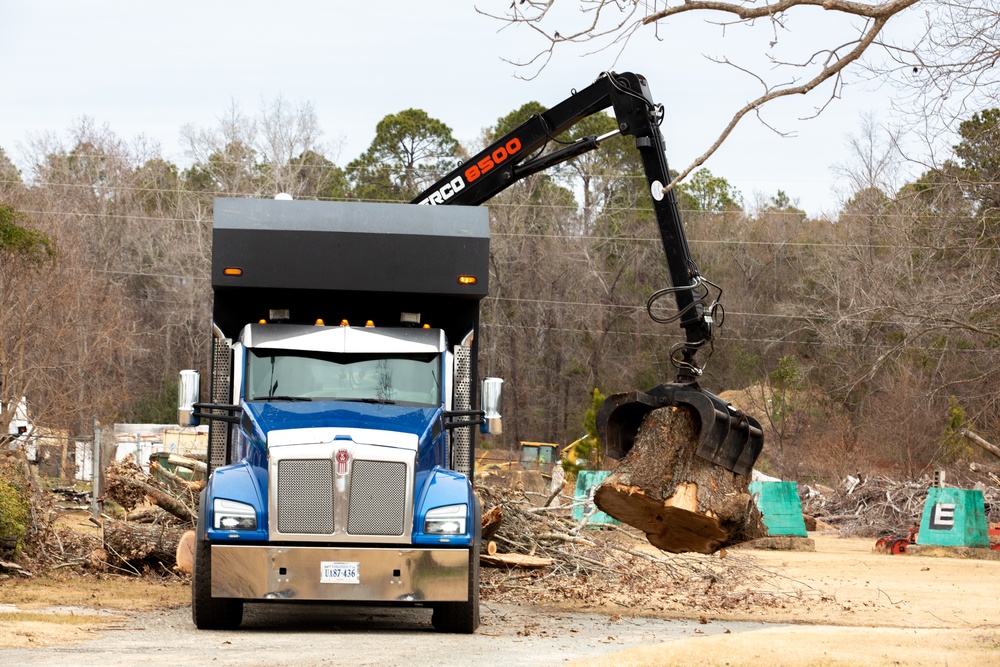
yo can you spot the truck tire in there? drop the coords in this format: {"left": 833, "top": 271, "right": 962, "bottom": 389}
{"left": 192, "top": 537, "right": 243, "bottom": 630}
{"left": 432, "top": 499, "right": 481, "bottom": 633}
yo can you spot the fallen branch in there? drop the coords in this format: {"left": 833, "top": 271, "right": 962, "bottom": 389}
{"left": 106, "top": 474, "right": 196, "bottom": 523}
{"left": 0, "top": 559, "right": 32, "bottom": 577}
{"left": 536, "top": 532, "right": 598, "bottom": 547}
{"left": 150, "top": 462, "right": 205, "bottom": 492}
{"left": 961, "top": 428, "right": 1000, "bottom": 461}
{"left": 167, "top": 454, "right": 208, "bottom": 474}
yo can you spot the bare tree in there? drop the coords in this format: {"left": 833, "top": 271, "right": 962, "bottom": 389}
{"left": 880, "top": 2, "right": 1000, "bottom": 127}
{"left": 0, "top": 202, "right": 141, "bottom": 436}
{"left": 484, "top": 0, "right": 920, "bottom": 188}
{"left": 181, "top": 98, "right": 335, "bottom": 200}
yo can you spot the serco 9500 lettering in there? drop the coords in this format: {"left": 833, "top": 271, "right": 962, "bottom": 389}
{"left": 418, "top": 137, "right": 522, "bottom": 205}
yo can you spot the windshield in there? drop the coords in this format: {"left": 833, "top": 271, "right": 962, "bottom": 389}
{"left": 245, "top": 349, "right": 441, "bottom": 407}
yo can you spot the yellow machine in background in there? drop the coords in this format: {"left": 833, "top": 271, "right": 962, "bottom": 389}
{"left": 518, "top": 442, "right": 559, "bottom": 472}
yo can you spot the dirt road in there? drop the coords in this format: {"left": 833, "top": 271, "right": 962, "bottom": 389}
{"left": 2, "top": 534, "right": 1000, "bottom": 666}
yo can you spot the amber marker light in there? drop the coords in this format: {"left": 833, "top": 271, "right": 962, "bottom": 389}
{"left": 258, "top": 319, "right": 267, "bottom": 324}
{"left": 223, "top": 267, "right": 243, "bottom": 276}
{"left": 365, "top": 320, "right": 375, "bottom": 327}
{"left": 340, "top": 319, "right": 350, "bottom": 326}
{"left": 458, "top": 275, "right": 477, "bottom": 285}
{"left": 423, "top": 323, "right": 431, "bottom": 329}
{"left": 315, "top": 319, "right": 325, "bottom": 326}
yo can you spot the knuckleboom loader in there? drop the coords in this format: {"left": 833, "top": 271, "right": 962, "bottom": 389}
{"left": 415, "top": 71, "right": 763, "bottom": 475}
{"left": 181, "top": 71, "right": 763, "bottom": 633}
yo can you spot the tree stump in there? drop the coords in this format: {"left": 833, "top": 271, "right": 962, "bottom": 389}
{"left": 595, "top": 406, "right": 766, "bottom": 554}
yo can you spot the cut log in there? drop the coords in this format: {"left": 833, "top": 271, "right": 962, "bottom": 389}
{"left": 175, "top": 530, "right": 196, "bottom": 574}
{"left": 595, "top": 405, "right": 766, "bottom": 554}
{"left": 970, "top": 461, "right": 1000, "bottom": 478}
{"left": 479, "top": 553, "right": 553, "bottom": 568}
{"left": 101, "top": 517, "right": 187, "bottom": 568}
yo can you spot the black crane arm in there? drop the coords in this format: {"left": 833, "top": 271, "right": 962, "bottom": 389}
{"left": 412, "top": 71, "right": 713, "bottom": 379}
{"left": 412, "top": 71, "right": 762, "bottom": 475}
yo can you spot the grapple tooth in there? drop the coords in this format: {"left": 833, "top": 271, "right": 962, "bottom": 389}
{"left": 596, "top": 383, "right": 763, "bottom": 476}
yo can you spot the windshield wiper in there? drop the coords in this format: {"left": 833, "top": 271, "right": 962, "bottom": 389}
{"left": 254, "top": 395, "right": 313, "bottom": 402}
{"left": 338, "top": 397, "right": 397, "bottom": 405}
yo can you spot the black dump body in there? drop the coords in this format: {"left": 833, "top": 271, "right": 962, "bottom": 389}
{"left": 211, "top": 197, "right": 490, "bottom": 347}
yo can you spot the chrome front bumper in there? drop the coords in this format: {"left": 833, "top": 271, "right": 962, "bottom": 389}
{"left": 211, "top": 544, "right": 469, "bottom": 602}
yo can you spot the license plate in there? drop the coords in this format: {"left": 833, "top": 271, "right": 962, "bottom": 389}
{"left": 320, "top": 561, "right": 360, "bottom": 584}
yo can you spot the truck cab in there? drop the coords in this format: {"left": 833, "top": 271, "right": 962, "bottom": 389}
{"left": 181, "top": 197, "right": 500, "bottom": 633}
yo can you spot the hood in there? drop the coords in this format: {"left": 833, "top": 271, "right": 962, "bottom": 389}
{"left": 244, "top": 400, "right": 439, "bottom": 448}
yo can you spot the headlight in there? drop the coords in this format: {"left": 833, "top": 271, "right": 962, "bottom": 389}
{"left": 213, "top": 498, "right": 258, "bottom": 531}
{"left": 423, "top": 504, "right": 467, "bottom": 535}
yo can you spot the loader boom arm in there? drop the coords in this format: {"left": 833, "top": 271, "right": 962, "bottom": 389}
{"left": 412, "top": 72, "right": 711, "bottom": 379}
{"left": 412, "top": 72, "right": 762, "bottom": 475}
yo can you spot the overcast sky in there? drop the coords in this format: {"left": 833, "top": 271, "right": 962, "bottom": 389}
{"left": 0, "top": 1, "right": 927, "bottom": 217}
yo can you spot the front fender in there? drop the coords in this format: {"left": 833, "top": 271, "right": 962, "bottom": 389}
{"left": 412, "top": 467, "right": 475, "bottom": 546}
{"left": 204, "top": 461, "right": 268, "bottom": 542}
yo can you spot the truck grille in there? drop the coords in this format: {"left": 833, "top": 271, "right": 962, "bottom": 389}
{"left": 348, "top": 460, "right": 407, "bottom": 536}
{"left": 275, "top": 456, "right": 410, "bottom": 538}
{"left": 277, "top": 459, "right": 334, "bottom": 534}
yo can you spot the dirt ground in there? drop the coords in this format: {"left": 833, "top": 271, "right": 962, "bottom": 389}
{"left": 2, "top": 533, "right": 1000, "bottom": 666}
{"left": 626, "top": 533, "right": 1000, "bottom": 666}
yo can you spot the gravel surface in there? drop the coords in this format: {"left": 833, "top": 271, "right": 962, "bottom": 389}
{"left": 0, "top": 600, "right": 773, "bottom": 666}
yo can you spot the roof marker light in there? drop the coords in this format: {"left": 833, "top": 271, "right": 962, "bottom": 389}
{"left": 315, "top": 319, "right": 325, "bottom": 326}
{"left": 340, "top": 319, "right": 350, "bottom": 327}
{"left": 224, "top": 267, "right": 243, "bottom": 277}
{"left": 423, "top": 323, "right": 431, "bottom": 329}
{"left": 365, "top": 320, "right": 375, "bottom": 327}
{"left": 458, "top": 275, "right": 477, "bottom": 285}
{"left": 258, "top": 319, "right": 267, "bottom": 325}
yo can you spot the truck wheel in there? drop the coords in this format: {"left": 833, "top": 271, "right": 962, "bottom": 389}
{"left": 192, "top": 537, "right": 243, "bottom": 630}
{"left": 432, "top": 499, "right": 481, "bottom": 634}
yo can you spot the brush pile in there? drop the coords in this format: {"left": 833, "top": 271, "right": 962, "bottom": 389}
{"left": 800, "top": 471, "right": 1000, "bottom": 538}
{"left": 476, "top": 481, "right": 787, "bottom": 612}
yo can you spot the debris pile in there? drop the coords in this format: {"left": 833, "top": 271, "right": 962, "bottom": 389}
{"left": 801, "top": 473, "right": 1000, "bottom": 538}
{"left": 7, "top": 452, "right": 202, "bottom": 578}
{"left": 476, "top": 484, "right": 790, "bottom": 613}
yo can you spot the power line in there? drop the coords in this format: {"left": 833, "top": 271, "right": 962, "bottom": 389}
{"left": 476, "top": 322, "right": 1000, "bottom": 353}
{"left": 8, "top": 204, "right": 997, "bottom": 253}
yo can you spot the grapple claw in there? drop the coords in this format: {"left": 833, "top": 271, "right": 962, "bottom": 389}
{"left": 597, "top": 383, "right": 763, "bottom": 476}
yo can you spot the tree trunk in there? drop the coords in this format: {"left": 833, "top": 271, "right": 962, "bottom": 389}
{"left": 101, "top": 518, "right": 186, "bottom": 569}
{"left": 595, "top": 406, "right": 766, "bottom": 554}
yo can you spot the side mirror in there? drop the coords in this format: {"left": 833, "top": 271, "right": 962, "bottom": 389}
{"left": 177, "top": 370, "right": 201, "bottom": 426}
{"left": 480, "top": 377, "right": 503, "bottom": 435}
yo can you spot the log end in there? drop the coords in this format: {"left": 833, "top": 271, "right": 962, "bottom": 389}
{"left": 595, "top": 482, "right": 730, "bottom": 554}
{"left": 175, "top": 530, "right": 195, "bottom": 574}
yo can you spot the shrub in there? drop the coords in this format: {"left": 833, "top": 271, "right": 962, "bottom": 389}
{"left": 0, "top": 459, "right": 31, "bottom": 557}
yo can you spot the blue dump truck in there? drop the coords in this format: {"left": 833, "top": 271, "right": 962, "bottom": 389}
{"left": 178, "top": 198, "right": 501, "bottom": 632}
